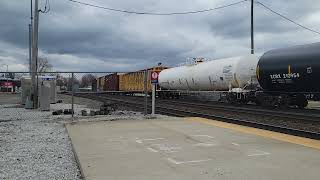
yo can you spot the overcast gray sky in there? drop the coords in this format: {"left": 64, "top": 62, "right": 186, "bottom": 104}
{"left": 0, "top": 0, "right": 319, "bottom": 72}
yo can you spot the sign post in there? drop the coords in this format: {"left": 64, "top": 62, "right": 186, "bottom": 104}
{"left": 143, "top": 70, "right": 148, "bottom": 115}
{"left": 150, "top": 71, "right": 159, "bottom": 116}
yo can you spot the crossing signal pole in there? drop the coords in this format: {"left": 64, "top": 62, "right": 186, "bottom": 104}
{"left": 150, "top": 71, "right": 159, "bottom": 116}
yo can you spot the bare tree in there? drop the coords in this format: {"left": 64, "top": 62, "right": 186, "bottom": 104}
{"left": 80, "top": 74, "right": 96, "bottom": 88}
{"left": 56, "top": 74, "right": 68, "bottom": 90}
{"left": 67, "top": 76, "right": 80, "bottom": 91}
{"left": 56, "top": 77, "right": 67, "bottom": 87}
{"left": 38, "top": 57, "right": 53, "bottom": 72}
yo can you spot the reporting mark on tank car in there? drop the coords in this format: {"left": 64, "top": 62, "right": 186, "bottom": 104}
{"left": 270, "top": 73, "right": 300, "bottom": 80}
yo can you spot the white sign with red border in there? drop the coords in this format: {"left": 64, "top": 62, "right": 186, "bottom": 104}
{"left": 151, "top": 71, "right": 159, "bottom": 84}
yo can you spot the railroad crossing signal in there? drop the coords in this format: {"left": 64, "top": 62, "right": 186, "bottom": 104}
{"left": 151, "top": 71, "right": 159, "bottom": 84}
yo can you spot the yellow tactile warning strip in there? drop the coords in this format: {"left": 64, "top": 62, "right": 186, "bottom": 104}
{"left": 186, "top": 117, "right": 320, "bottom": 150}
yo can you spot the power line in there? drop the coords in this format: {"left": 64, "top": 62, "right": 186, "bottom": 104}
{"left": 67, "top": 0, "right": 248, "bottom": 15}
{"left": 256, "top": 1, "right": 320, "bottom": 35}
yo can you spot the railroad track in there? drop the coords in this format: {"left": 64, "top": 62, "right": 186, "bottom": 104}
{"left": 157, "top": 99, "right": 320, "bottom": 123}
{"left": 73, "top": 93, "right": 320, "bottom": 140}
{"left": 91, "top": 93, "right": 320, "bottom": 123}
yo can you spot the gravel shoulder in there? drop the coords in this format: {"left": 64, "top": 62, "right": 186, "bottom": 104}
{"left": 57, "top": 93, "right": 104, "bottom": 109}
{"left": 0, "top": 93, "right": 159, "bottom": 180}
{"left": 0, "top": 105, "right": 82, "bottom": 180}
{"left": 0, "top": 93, "right": 20, "bottom": 105}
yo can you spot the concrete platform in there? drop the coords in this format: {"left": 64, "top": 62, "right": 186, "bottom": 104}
{"left": 66, "top": 117, "right": 320, "bottom": 180}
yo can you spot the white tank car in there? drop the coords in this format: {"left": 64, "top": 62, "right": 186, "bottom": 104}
{"left": 159, "top": 55, "right": 259, "bottom": 91}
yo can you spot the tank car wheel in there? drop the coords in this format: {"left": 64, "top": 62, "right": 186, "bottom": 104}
{"left": 267, "top": 99, "right": 277, "bottom": 108}
{"left": 260, "top": 97, "right": 277, "bottom": 108}
{"left": 295, "top": 94, "right": 308, "bottom": 109}
{"left": 297, "top": 99, "right": 308, "bottom": 109}
{"left": 240, "top": 99, "right": 249, "bottom": 105}
{"left": 226, "top": 94, "right": 235, "bottom": 104}
{"left": 255, "top": 92, "right": 266, "bottom": 106}
{"left": 279, "top": 94, "right": 290, "bottom": 109}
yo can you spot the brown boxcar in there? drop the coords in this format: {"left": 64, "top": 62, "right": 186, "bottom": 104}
{"left": 119, "top": 66, "right": 167, "bottom": 92}
{"left": 104, "top": 73, "right": 119, "bottom": 91}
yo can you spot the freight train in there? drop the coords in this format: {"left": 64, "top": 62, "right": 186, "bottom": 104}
{"left": 158, "top": 43, "right": 320, "bottom": 108}
{"left": 95, "top": 66, "right": 168, "bottom": 94}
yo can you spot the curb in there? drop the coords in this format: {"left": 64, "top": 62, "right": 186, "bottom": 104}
{"left": 64, "top": 123, "right": 86, "bottom": 180}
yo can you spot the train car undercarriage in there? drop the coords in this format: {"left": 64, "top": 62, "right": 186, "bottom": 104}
{"left": 158, "top": 90, "right": 316, "bottom": 109}
{"left": 224, "top": 91, "right": 311, "bottom": 108}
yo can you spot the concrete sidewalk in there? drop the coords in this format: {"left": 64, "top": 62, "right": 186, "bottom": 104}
{"left": 66, "top": 117, "right": 320, "bottom": 180}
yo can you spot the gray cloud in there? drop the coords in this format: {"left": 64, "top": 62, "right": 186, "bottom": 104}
{"left": 0, "top": 0, "right": 320, "bottom": 72}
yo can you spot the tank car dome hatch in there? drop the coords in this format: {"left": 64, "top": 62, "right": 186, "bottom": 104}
{"left": 257, "top": 42, "right": 320, "bottom": 93}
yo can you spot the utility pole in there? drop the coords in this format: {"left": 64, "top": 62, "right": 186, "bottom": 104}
{"left": 251, "top": 0, "right": 254, "bottom": 54}
{"left": 31, "top": 0, "right": 39, "bottom": 108}
{"left": 29, "top": 24, "right": 32, "bottom": 73}
{"left": 29, "top": 0, "right": 33, "bottom": 73}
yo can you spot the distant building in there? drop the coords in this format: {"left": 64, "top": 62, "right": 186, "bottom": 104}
{"left": 0, "top": 78, "right": 20, "bottom": 93}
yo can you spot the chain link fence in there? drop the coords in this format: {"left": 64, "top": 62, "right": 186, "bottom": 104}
{"left": 0, "top": 71, "right": 154, "bottom": 121}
